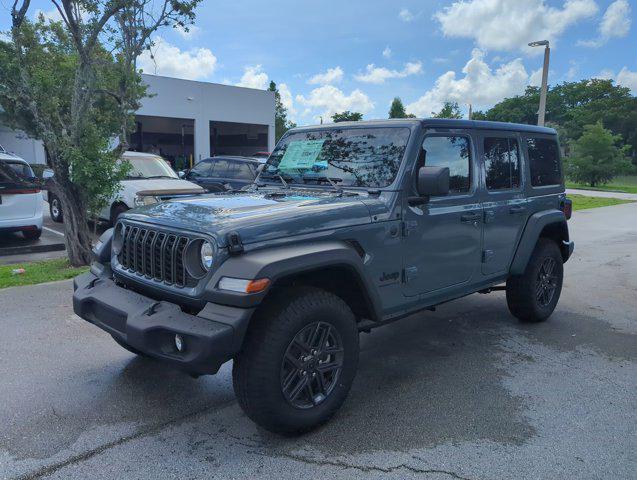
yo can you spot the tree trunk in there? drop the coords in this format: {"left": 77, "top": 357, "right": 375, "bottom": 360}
{"left": 51, "top": 178, "right": 94, "bottom": 266}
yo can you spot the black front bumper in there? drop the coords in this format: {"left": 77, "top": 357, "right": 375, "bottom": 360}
{"left": 73, "top": 271, "right": 254, "bottom": 375}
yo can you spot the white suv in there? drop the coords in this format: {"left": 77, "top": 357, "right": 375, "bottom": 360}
{"left": 47, "top": 151, "right": 205, "bottom": 225}
{"left": 0, "top": 152, "right": 43, "bottom": 240}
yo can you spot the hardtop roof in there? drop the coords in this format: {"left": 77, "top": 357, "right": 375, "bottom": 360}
{"left": 289, "top": 118, "right": 556, "bottom": 135}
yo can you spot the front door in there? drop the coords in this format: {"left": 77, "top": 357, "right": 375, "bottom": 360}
{"left": 402, "top": 132, "right": 483, "bottom": 297}
{"left": 479, "top": 133, "right": 527, "bottom": 275}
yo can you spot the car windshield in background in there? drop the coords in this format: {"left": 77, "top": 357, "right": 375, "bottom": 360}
{"left": 264, "top": 127, "right": 411, "bottom": 188}
{"left": 125, "top": 156, "right": 178, "bottom": 179}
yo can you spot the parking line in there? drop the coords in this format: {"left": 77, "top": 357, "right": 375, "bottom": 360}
{"left": 43, "top": 226, "right": 65, "bottom": 237}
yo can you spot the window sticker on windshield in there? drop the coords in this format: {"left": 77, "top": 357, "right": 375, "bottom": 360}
{"left": 278, "top": 140, "right": 325, "bottom": 170}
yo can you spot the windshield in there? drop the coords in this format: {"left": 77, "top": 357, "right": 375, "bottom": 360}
{"left": 263, "top": 127, "right": 411, "bottom": 188}
{"left": 124, "top": 155, "right": 178, "bottom": 179}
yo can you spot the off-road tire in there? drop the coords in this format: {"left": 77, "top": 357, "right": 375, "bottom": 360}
{"left": 22, "top": 229, "right": 42, "bottom": 240}
{"left": 506, "top": 238, "right": 563, "bottom": 322}
{"left": 233, "top": 287, "right": 359, "bottom": 434}
{"left": 111, "top": 335, "right": 147, "bottom": 357}
{"left": 110, "top": 204, "right": 129, "bottom": 226}
{"left": 49, "top": 195, "right": 63, "bottom": 223}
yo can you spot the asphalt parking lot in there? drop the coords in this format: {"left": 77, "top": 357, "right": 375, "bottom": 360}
{"left": 1, "top": 203, "right": 635, "bottom": 480}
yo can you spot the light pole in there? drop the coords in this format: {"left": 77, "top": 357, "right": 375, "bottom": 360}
{"left": 528, "top": 40, "right": 550, "bottom": 126}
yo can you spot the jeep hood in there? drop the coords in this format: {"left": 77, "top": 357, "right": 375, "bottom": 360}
{"left": 123, "top": 190, "right": 373, "bottom": 247}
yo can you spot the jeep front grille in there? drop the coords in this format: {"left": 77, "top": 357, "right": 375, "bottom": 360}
{"left": 117, "top": 224, "right": 192, "bottom": 287}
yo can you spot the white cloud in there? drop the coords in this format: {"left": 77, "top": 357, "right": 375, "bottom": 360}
{"left": 308, "top": 66, "right": 344, "bottom": 85}
{"left": 138, "top": 37, "right": 217, "bottom": 81}
{"left": 278, "top": 83, "right": 297, "bottom": 119}
{"left": 578, "top": 0, "right": 631, "bottom": 47}
{"left": 174, "top": 24, "right": 201, "bottom": 40}
{"left": 236, "top": 65, "right": 269, "bottom": 89}
{"left": 406, "top": 49, "right": 530, "bottom": 116}
{"left": 398, "top": 8, "right": 415, "bottom": 22}
{"left": 296, "top": 85, "right": 374, "bottom": 121}
{"left": 33, "top": 6, "right": 91, "bottom": 23}
{"left": 354, "top": 61, "right": 423, "bottom": 84}
{"left": 529, "top": 67, "right": 544, "bottom": 87}
{"left": 597, "top": 67, "right": 637, "bottom": 93}
{"left": 382, "top": 46, "right": 392, "bottom": 58}
{"left": 435, "top": 0, "right": 598, "bottom": 53}
{"left": 616, "top": 68, "right": 637, "bottom": 93}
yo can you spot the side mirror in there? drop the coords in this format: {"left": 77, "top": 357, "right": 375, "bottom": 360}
{"left": 178, "top": 170, "right": 186, "bottom": 179}
{"left": 410, "top": 166, "right": 450, "bottom": 205}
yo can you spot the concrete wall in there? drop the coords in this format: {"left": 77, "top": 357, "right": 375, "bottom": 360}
{"left": 0, "top": 125, "right": 46, "bottom": 164}
{"left": 138, "top": 74, "right": 276, "bottom": 161}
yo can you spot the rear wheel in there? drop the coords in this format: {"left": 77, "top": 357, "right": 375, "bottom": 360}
{"left": 506, "top": 238, "right": 564, "bottom": 322}
{"left": 233, "top": 287, "right": 359, "bottom": 434}
{"left": 49, "top": 195, "right": 63, "bottom": 223}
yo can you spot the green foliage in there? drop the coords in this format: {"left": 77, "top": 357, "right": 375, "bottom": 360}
{"left": 0, "top": 258, "right": 88, "bottom": 289}
{"left": 565, "top": 122, "right": 631, "bottom": 187}
{"left": 569, "top": 194, "right": 635, "bottom": 211}
{"left": 480, "top": 80, "right": 637, "bottom": 158}
{"left": 431, "top": 102, "right": 463, "bottom": 119}
{"left": 269, "top": 81, "right": 296, "bottom": 142}
{"left": 389, "top": 97, "right": 406, "bottom": 118}
{"left": 332, "top": 111, "right": 363, "bottom": 122}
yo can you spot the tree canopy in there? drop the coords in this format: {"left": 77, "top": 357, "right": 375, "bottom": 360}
{"left": 431, "top": 102, "right": 463, "bottom": 119}
{"left": 332, "top": 111, "right": 363, "bottom": 123}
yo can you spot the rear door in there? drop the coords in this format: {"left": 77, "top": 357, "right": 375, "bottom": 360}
{"left": 0, "top": 160, "right": 39, "bottom": 221}
{"left": 479, "top": 132, "right": 527, "bottom": 275}
{"left": 224, "top": 160, "right": 257, "bottom": 190}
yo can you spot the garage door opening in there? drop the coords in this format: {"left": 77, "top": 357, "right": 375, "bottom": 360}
{"left": 210, "top": 121, "right": 268, "bottom": 157}
{"left": 129, "top": 115, "right": 194, "bottom": 171}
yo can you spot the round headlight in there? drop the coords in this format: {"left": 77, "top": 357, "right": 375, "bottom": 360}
{"left": 200, "top": 241, "right": 214, "bottom": 270}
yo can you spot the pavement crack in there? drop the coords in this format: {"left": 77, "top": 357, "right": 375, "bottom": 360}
{"left": 251, "top": 450, "right": 476, "bottom": 479}
{"left": 12, "top": 398, "right": 237, "bottom": 480}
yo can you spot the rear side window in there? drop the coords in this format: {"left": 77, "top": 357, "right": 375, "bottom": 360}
{"left": 527, "top": 137, "right": 561, "bottom": 187}
{"left": 225, "top": 161, "right": 255, "bottom": 180}
{"left": 422, "top": 136, "right": 471, "bottom": 193}
{"left": 484, "top": 137, "right": 521, "bottom": 190}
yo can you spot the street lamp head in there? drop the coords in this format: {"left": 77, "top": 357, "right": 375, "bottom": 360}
{"left": 528, "top": 40, "right": 549, "bottom": 47}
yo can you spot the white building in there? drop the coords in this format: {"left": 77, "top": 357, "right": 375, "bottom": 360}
{"left": 0, "top": 74, "right": 276, "bottom": 167}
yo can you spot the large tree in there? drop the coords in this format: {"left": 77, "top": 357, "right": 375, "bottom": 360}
{"left": 331, "top": 111, "right": 363, "bottom": 123}
{"left": 0, "top": 0, "right": 200, "bottom": 266}
{"left": 268, "top": 81, "right": 296, "bottom": 142}
{"left": 565, "top": 122, "right": 630, "bottom": 187}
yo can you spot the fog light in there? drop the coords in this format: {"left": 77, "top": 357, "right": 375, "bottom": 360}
{"left": 175, "top": 334, "right": 185, "bottom": 352}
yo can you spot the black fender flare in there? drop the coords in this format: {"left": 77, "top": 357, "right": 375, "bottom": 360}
{"left": 204, "top": 240, "right": 382, "bottom": 320}
{"left": 509, "top": 209, "right": 571, "bottom": 275}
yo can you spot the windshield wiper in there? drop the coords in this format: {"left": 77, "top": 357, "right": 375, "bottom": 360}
{"left": 256, "top": 172, "right": 291, "bottom": 189}
{"left": 145, "top": 175, "right": 177, "bottom": 179}
{"left": 302, "top": 174, "right": 343, "bottom": 193}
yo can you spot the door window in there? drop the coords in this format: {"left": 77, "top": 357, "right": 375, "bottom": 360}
{"left": 422, "top": 136, "right": 471, "bottom": 193}
{"left": 210, "top": 159, "right": 232, "bottom": 177}
{"left": 484, "top": 137, "right": 521, "bottom": 190}
{"left": 188, "top": 160, "right": 212, "bottom": 178}
{"left": 527, "top": 137, "right": 561, "bottom": 186}
{"left": 225, "top": 161, "right": 255, "bottom": 180}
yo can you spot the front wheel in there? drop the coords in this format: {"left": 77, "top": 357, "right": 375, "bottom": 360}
{"left": 506, "top": 238, "right": 564, "bottom": 322}
{"left": 233, "top": 287, "right": 359, "bottom": 434}
{"left": 49, "top": 195, "right": 63, "bottom": 223}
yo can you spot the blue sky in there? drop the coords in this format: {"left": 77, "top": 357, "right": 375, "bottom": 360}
{"left": 2, "top": 0, "right": 636, "bottom": 124}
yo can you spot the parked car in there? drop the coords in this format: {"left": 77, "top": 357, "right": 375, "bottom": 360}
{"left": 250, "top": 151, "right": 270, "bottom": 162}
{"left": 73, "top": 119, "right": 573, "bottom": 434}
{"left": 0, "top": 153, "right": 43, "bottom": 239}
{"left": 46, "top": 151, "right": 205, "bottom": 224}
{"left": 180, "top": 156, "right": 260, "bottom": 192}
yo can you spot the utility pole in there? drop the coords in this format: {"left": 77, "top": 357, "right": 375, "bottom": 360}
{"left": 528, "top": 40, "right": 550, "bottom": 126}
{"left": 468, "top": 104, "right": 472, "bottom": 120}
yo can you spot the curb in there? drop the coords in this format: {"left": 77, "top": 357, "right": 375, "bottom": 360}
{"left": 0, "top": 243, "right": 66, "bottom": 257}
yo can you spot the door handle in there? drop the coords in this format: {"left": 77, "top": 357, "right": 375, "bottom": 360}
{"left": 509, "top": 205, "right": 527, "bottom": 214}
{"left": 460, "top": 212, "right": 481, "bottom": 223}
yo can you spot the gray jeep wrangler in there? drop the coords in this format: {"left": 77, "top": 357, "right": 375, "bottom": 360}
{"left": 73, "top": 119, "right": 574, "bottom": 433}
